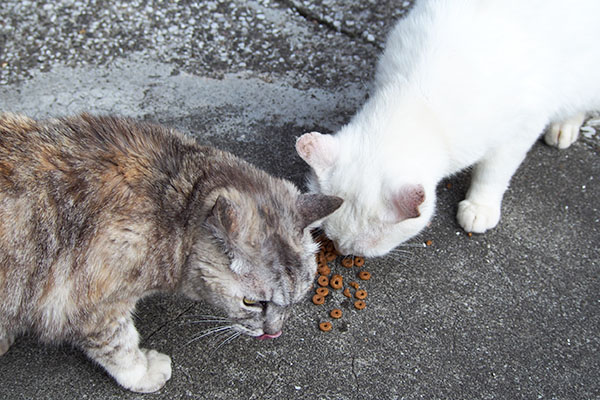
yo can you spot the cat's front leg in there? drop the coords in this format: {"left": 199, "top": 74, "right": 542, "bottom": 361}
{"left": 79, "top": 314, "right": 172, "bottom": 393}
{"left": 457, "top": 139, "right": 534, "bottom": 233}
{"left": 544, "top": 112, "right": 585, "bottom": 149}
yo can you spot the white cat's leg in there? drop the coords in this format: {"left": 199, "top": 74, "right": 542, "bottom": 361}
{"left": 80, "top": 315, "right": 171, "bottom": 393}
{"left": 457, "top": 142, "right": 532, "bottom": 233}
{"left": 544, "top": 112, "right": 585, "bottom": 149}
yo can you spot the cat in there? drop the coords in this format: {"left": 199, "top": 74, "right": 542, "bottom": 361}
{"left": 295, "top": 0, "right": 600, "bottom": 257}
{"left": 0, "top": 113, "right": 342, "bottom": 393}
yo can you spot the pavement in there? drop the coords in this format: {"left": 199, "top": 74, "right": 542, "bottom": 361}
{"left": 0, "top": 1, "right": 598, "bottom": 399}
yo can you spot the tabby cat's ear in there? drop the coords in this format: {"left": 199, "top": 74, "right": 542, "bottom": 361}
{"left": 295, "top": 132, "right": 339, "bottom": 175}
{"left": 296, "top": 194, "right": 343, "bottom": 231}
{"left": 206, "top": 195, "right": 239, "bottom": 239}
{"left": 387, "top": 184, "right": 425, "bottom": 223}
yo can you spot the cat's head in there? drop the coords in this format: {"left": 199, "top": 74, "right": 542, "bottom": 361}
{"left": 295, "top": 131, "right": 435, "bottom": 257}
{"left": 182, "top": 180, "right": 342, "bottom": 339}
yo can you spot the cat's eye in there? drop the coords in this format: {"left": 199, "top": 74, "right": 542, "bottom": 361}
{"left": 242, "top": 297, "right": 258, "bottom": 307}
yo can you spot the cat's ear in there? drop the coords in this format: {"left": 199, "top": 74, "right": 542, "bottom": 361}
{"left": 206, "top": 195, "right": 239, "bottom": 239}
{"left": 295, "top": 132, "right": 339, "bottom": 175}
{"left": 296, "top": 194, "right": 343, "bottom": 231}
{"left": 387, "top": 184, "right": 425, "bottom": 223}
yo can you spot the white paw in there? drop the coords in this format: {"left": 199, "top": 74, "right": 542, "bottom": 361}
{"left": 457, "top": 199, "right": 501, "bottom": 233}
{"left": 128, "top": 349, "right": 172, "bottom": 393}
{"left": 544, "top": 114, "right": 584, "bottom": 149}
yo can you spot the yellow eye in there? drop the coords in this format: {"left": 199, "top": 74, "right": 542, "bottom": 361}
{"left": 243, "top": 297, "right": 258, "bottom": 306}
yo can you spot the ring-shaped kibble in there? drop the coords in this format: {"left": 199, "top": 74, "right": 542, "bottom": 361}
{"left": 349, "top": 281, "right": 360, "bottom": 289}
{"left": 316, "top": 287, "right": 329, "bottom": 297}
{"left": 317, "top": 265, "right": 331, "bottom": 276}
{"left": 317, "top": 275, "right": 329, "bottom": 287}
{"left": 354, "top": 256, "right": 365, "bottom": 267}
{"left": 312, "top": 294, "right": 325, "bottom": 305}
{"left": 319, "top": 321, "right": 332, "bottom": 332}
{"left": 355, "top": 289, "right": 367, "bottom": 300}
{"left": 358, "top": 270, "right": 371, "bottom": 281}
{"left": 325, "top": 251, "right": 337, "bottom": 262}
{"left": 343, "top": 287, "right": 352, "bottom": 298}
{"left": 330, "top": 274, "right": 343, "bottom": 290}
{"left": 330, "top": 309, "right": 342, "bottom": 319}
{"left": 354, "top": 300, "right": 366, "bottom": 310}
{"left": 341, "top": 257, "right": 354, "bottom": 268}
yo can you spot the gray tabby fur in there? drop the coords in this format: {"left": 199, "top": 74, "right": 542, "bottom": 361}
{"left": 0, "top": 113, "right": 342, "bottom": 393}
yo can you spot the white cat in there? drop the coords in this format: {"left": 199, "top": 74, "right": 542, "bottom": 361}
{"left": 296, "top": 0, "right": 600, "bottom": 257}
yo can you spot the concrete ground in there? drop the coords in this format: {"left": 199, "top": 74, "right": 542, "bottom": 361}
{"left": 0, "top": 1, "right": 598, "bottom": 399}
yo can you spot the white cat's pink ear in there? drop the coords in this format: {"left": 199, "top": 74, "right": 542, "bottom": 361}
{"left": 295, "top": 132, "right": 339, "bottom": 175}
{"left": 388, "top": 184, "right": 425, "bottom": 223}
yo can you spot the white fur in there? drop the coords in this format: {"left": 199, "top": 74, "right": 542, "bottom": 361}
{"left": 297, "top": 0, "right": 600, "bottom": 257}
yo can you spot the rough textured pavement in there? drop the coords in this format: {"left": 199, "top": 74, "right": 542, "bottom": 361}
{"left": 0, "top": 1, "right": 598, "bottom": 399}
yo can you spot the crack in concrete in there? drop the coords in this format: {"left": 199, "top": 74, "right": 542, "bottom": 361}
{"left": 143, "top": 304, "right": 196, "bottom": 343}
{"left": 276, "top": 0, "right": 383, "bottom": 50}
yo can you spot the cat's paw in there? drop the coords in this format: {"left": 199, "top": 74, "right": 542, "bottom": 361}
{"left": 127, "top": 349, "right": 172, "bottom": 393}
{"left": 0, "top": 334, "right": 15, "bottom": 356}
{"left": 457, "top": 199, "right": 501, "bottom": 233}
{"left": 544, "top": 113, "right": 585, "bottom": 149}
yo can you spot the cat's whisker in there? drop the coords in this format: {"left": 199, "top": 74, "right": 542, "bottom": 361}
{"left": 185, "top": 319, "right": 234, "bottom": 325}
{"left": 185, "top": 325, "right": 235, "bottom": 346}
{"left": 210, "top": 331, "right": 242, "bottom": 354}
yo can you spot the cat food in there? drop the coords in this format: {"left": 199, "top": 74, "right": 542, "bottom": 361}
{"left": 354, "top": 256, "right": 365, "bottom": 267}
{"left": 330, "top": 309, "right": 342, "bottom": 319}
{"left": 358, "top": 271, "right": 371, "bottom": 281}
{"left": 317, "top": 275, "right": 329, "bottom": 287}
{"left": 355, "top": 289, "right": 367, "bottom": 300}
{"left": 341, "top": 257, "right": 354, "bottom": 268}
{"left": 319, "top": 321, "right": 333, "bottom": 332}
{"left": 312, "top": 294, "right": 325, "bottom": 305}
{"left": 349, "top": 281, "right": 360, "bottom": 289}
{"left": 325, "top": 251, "right": 337, "bottom": 262}
{"left": 343, "top": 287, "right": 352, "bottom": 298}
{"left": 316, "top": 287, "right": 329, "bottom": 297}
{"left": 354, "top": 300, "right": 366, "bottom": 310}
{"left": 329, "top": 274, "right": 343, "bottom": 290}
{"left": 426, "top": 240, "right": 433, "bottom": 246}
{"left": 317, "top": 264, "right": 331, "bottom": 276}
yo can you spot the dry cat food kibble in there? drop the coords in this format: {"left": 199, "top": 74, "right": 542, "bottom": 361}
{"left": 312, "top": 294, "right": 325, "bottom": 305}
{"left": 330, "top": 274, "right": 343, "bottom": 290}
{"left": 319, "top": 321, "right": 332, "bottom": 332}
{"left": 311, "top": 232, "right": 373, "bottom": 332}
{"left": 325, "top": 251, "right": 337, "bottom": 262}
{"left": 317, "top": 264, "right": 331, "bottom": 276}
{"left": 358, "top": 270, "right": 371, "bottom": 281}
{"left": 317, "top": 275, "right": 329, "bottom": 287}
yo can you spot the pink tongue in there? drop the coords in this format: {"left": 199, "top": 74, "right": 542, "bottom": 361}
{"left": 257, "top": 331, "right": 282, "bottom": 340}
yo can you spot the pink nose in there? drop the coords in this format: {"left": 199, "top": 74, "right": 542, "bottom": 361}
{"left": 256, "top": 331, "right": 282, "bottom": 340}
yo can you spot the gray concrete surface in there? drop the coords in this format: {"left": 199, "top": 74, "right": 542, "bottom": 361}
{"left": 0, "top": 1, "right": 598, "bottom": 399}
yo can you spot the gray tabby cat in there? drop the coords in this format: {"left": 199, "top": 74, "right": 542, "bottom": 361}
{"left": 0, "top": 113, "right": 342, "bottom": 393}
